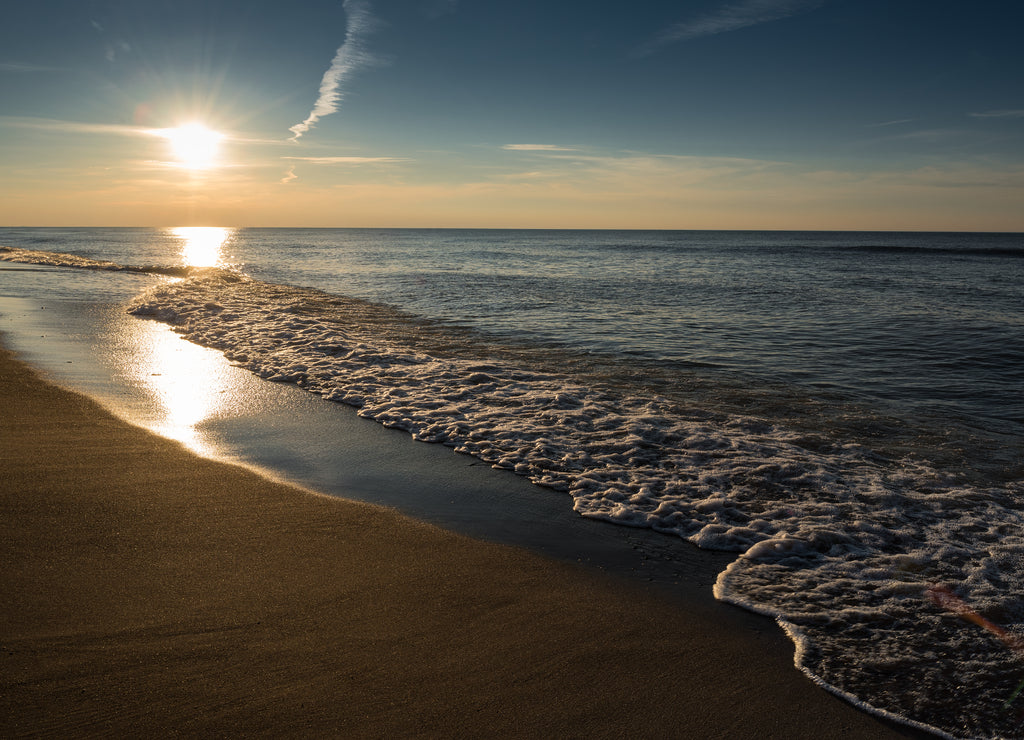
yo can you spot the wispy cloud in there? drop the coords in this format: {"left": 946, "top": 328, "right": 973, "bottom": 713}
{"left": 640, "top": 0, "right": 825, "bottom": 54}
{"left": 0, "top": 62, "right": 63, "bottom": 73}
{"left": 0, "top": 116, "right": 151, "bottom": 137}
{"left": 0, "top": 116, "right": 248, "bottom": 147}
{"left": 503, "top": 144, "right": 579, "bottom": 152}
{"left": 882, "top": 128, "right": 967, "bottom": 143}
{"left": 494, "top": 150, "right": 788, "bottom": 191}
{"left": 289, "top": 0, "right": 376, "bottom": 141}
{"left": 279, "top": 155, "right": 407, "bottom": 185}
{"left": 90, "top": 19, "right": 131, "bottom": 63}
{"left": 969, "top": 109, "right": 1024, "bottom": 119}
{"left": 282, "top": 156, "right": 409, "bottom": 164}
{"left": 866, "top": 119, "right": 914, "bottom": 128}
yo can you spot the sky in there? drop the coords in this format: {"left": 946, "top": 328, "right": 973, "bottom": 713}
{"left": 1, "top": 0, "right": 1022, "bottom": 230}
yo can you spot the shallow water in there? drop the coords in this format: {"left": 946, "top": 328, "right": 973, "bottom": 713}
{"left": 2, "top": 228, "right": 1023, "bottom": 738}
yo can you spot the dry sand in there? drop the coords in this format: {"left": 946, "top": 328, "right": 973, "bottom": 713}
{"left": 0, "top": 342, "right": 927, "bottom": 738}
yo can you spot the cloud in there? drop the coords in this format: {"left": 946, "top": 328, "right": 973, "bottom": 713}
{"left": 969, "top": 110, "right": 1024, "bottom": 119}
{"left": 0, "top": 116, "right": 151, "bottom": 137}
{"left": 881, "top": 128, "right": 966, "bottom": 143}
{"left": 491, "top": 150, "right": 789, "bottom": 193}
{"left": 90, "top": 18, "right": 131, "bottom": 63}
{"left": 282, "top": 156, "right": 409, "bottom": 164}
{"left": 280, "top": 155, "right": 408, "bottom": 184}
{"left": 0, "top": 117, "right": 248, "bottom": 149}
{"left": 866, "top": 119, "right": 914, "bottom": 128}
{"left": 640, "top": 0, "right": 825, "bottom": 54}
{"left": 557, "top": 152, "right": 785, "bottom": 186}
{"left": 0, "top": 62, "right": 63, "bottom": 73}
{"left": 288, "top": 0, "right": 376, "bottom": 141}
{"left": 502, "top": 144, "right": 579, "bottom": 151}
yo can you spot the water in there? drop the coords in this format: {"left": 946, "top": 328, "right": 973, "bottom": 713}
{"left": 2, "top": 227, "right": 1023, "bottom": 738}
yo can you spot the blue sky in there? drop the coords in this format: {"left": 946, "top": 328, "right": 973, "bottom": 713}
{"left": 1, "top": 0, "right": 1022, "bottom": 228}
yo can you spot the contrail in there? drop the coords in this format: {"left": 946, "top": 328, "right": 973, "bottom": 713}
{"left": 289, "top": 0, "right": 374, "bottom": 141}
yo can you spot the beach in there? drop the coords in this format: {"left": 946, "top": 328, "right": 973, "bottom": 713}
{"left": 2, "top": 0, "right": 1023, "bottom": 728}
{"left": 0, "top": 338, "right": 925, "bottom": 737}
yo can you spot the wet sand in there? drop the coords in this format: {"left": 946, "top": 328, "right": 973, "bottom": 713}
{"left": 0, "top": 341, "right": 925, "bottom": 737}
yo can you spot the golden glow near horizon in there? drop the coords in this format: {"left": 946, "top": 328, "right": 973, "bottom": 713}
{"left": 160, "top": 123, "right": 224, "bottom": 170}
{"left": 2, "top": 3, "right": 1023, "bottom": 232}
{"left": 171, "top": 226, "right": 231, "bottom": 267}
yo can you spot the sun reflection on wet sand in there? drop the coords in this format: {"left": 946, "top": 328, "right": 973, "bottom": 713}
{"left": 170, "top": 226, "right": 233, "bottom": 268}
{"left": 0, "top": 296, "right": 245, "bottom": 459}
{"left": 132, "top": 321, "right": 238, "bottom": 455}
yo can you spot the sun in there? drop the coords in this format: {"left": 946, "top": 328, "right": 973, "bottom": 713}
{"left": 161, "top": 123, "right": 223, "bottom": 169}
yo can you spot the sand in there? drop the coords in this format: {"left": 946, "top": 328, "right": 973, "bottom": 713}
{"left": 0, "top": 341, "right": 926, "bottom": 738}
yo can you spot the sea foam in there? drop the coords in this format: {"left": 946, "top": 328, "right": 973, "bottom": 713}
{"left": 5, "top": 246, "right": 1024, "bottom": 738}
{"left": 122, "top": 271, "right": 1024, "bottom": 737}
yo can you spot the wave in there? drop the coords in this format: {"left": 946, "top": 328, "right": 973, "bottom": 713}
{"left": 841, "top": 244, "right": 1024, "bottom": 258}
{"left": 8, "top": 246, "right": 1024, "bottom": 738}
{"left": 126, "top": 269, "right": 1024, "bottom": 738}
{"left": 0, "top": 246, "right": 209, "bottom": 278}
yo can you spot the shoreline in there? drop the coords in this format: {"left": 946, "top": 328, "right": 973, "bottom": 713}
{"left": 0, "top": 337, "right": 929, "bottom": 737}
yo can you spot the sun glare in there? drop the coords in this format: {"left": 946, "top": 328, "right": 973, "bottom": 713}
{"left": 171, "top": 226, "right": 231, "bottom": 267}
{"left": 162, "top": 123, "right": 223, "bottom": 169}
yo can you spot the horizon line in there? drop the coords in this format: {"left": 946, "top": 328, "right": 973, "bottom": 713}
{"left": 3, "top": 225, "right": 1022, "bottom": 234}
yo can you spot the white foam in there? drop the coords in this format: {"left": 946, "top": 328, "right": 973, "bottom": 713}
{"left": 15, "top": 253, "right": 1020, "bottom": 739}
{"left": 1, "top": 246, "right": 124, "bottom": 270}
{"left": 0, "top": 246, "right": 196, "bottom": 277}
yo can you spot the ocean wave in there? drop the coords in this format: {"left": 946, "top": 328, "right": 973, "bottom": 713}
{"left": 8, "top": 246, "right": 1024, "bottom": 737}
{"left": 124, "top": 268, "right": 1024, "bottom": 738}
{"left": 841, "top": 244, "right": 1024, "bottom": 258}
{"left": 0, "top": 246, "right": 207, "bottom": 278}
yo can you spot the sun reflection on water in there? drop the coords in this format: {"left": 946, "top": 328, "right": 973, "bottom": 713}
{"left": 170, "top": 226, "right": 233, "bottom": 268}
{"left": 120, "top": 228, "right": 239, "bottom": 454}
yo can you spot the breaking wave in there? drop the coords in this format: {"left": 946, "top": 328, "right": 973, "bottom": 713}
{"left": 6, "top": 245, "right": 1024, "bottom": 738}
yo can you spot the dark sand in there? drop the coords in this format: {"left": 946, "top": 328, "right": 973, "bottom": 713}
{"left": 0, "top": 342, "right": 926, "bottom": 738}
